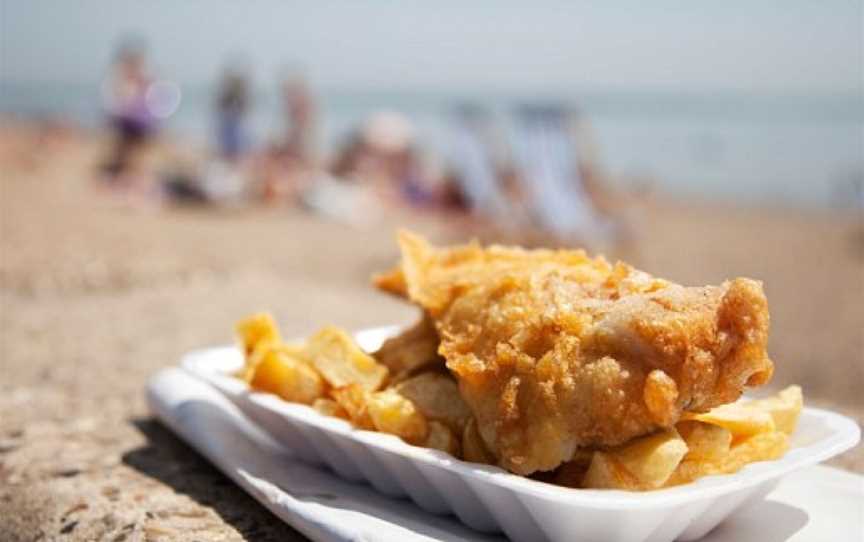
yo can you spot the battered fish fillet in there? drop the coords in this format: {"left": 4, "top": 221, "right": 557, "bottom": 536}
{"left": 374, "top": 231, "right": 774, "bottom": 475}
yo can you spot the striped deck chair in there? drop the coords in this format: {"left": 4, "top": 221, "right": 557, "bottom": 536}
{"left": 446, "top": 104, "right": 507, "bottom": 218}
{"left": 511, "top": 104, "right": 616, "bottom": 248}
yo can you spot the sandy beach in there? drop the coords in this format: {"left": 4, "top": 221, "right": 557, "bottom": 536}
{"left": 2, "top": 124, "right": 862, "bottom": 541}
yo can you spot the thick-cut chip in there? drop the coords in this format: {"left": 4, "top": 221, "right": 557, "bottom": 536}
{"left": 744, "top": 386, "right": 803, "bottom": 435}
{"left": 395, "top": 372, "right": 471, "bottom": 433}
{"left": 676, "top": 420, "right": 732, "bottom": 461}
{"left": 732, "top": 429, "right": 789, "bottom": 465}
{"left": 582, "top": 452, "right": 641, "bottom": 490}
{"left": 249, "top": 348, "right": 324, "bottom": 404}
{"left": 666, "top": 430, "right": 788, "bottom": 486}
{"left": 373, "top": 315, "right": 444, "bottom": 382}
{"left": 366, "top": 389, "right": 428, "bottom": 444}
{"left": 681, "top": 403, "right": 775, "bottom": 438}
{"left": 236, "top": 313, "right": 281, "bottom": 357}
{"left": 312, "top": 398, "right": 349, "bottom": 419}
{"left": 236, "top": 339, "right": 274, "bottom": 382}
{"left": 664, "top": 456, "right": 719, "bottom": 487}
{"left": 305, "top": 326, "right": 388, "bottom": 391}
{"left": 424, "top": 420, "right": 461, "bottom": 456}
{"left": 605, "top": 429, "right": 688, "bottom": 489}
{"left": 331, "top": 384, "right": 375, "bottom": 430}
{"left": 462, "top": 418, "right": 495, "bottom": 464}
{"left": 238, "top": 340, "right": 307, "bottom": 382}
{"left": 583, "top": 429, "right": 688, "bottom": 490}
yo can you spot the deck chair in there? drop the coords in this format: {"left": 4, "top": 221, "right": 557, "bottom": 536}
{"left": 446, "top": 105, "right": 508, "bottom": 217}
{"left": 511, "top": 105, "right": 617, "bottom": 248}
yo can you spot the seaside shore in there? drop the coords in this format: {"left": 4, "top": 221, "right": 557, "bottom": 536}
{"left": 2, "top": 125, "right": 862, "bottom": 540}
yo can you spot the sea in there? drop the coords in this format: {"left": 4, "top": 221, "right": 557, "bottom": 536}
{"left": 3, "top": 82, "right": 862, "bottom": 209}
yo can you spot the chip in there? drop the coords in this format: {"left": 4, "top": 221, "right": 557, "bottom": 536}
{"left": 729, "top": 428, "right": 789, "bottom": 465}
{"left": 666, "top": 429, "right": 788, "bottom": 486}
{"left": 582, "top": 452, "right": 641, "bottom": 490}
{"left": 238, "top": 340, "right": 307, "bottom": 382}
{"left": 681, "top": 403, "right": 775, "bottom": 438}
{"left": 312, "top": 398, "right": 349, "bottom": 419}
{"left": 305, "top": 326, "right": 388, "bottom": 391}
{"left": 366, "top": 389, "right": 428, "bottom": 444}
{"left": 424, "top": 420, "right": 461, "bottom": 456}
{"left": 249, "top": 347, "right": 324, "bottom": 404}
{"left": 330, "top": 384, "right": 375, "bottom": 430}
{"left": 664, "top": 457, "right": 721, "bottom": 487}
{"left": 395, "top": 372, "right": 471, "bottom": 433}
{"left": 744, "top": 385, "right": 803, "bottom": 435}
{"left": 462, "top": 418, "right": 495, "bottom": 465}
{"left": 590, "top": 429, "right": 688, "bottom": 489}
{"left": 236, "top": 339, "right": 273, "bottom": 382}
{"left": 236, "top": 313, "right": 281, "bottom": 357}
{"left": 676, "top": 420, "right": 732, "bottom": 461}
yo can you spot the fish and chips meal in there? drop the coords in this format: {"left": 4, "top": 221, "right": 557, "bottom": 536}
{"left": 231, "top": 231, "right": 803, "bottom": 491}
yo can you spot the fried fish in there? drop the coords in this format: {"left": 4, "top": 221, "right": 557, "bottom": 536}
{"left": 375, "top": 231, "right": 773, "bottom": 474}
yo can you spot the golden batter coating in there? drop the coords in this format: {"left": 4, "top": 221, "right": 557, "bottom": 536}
{"left": 375, "top": 232, "right": 773, "bottom": 475}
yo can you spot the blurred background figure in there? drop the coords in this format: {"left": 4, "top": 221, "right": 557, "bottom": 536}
{"left": 100, "top": 37, "right": 157, "bottom": 190}
{"left": 281, "top": 72, "right": 317, "bottom": 164}
{"left": 214, "top": 65, "right": 251, "bottom": 164}
{"left": 305, "top": 111, "right": 424, "bottom": 225}
{"left": 168, "top": 62, "right": 255, "bottom": 207}
{"left": 256, "top": 72, "right": 320, "bottom": 204}
{"left": 330, "top": 129, "right": 372, "bottom": 183}
{"left": 360, "top": 111, "right": 423, "bottom": 204}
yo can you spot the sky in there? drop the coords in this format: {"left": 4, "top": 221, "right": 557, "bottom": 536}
{"left": 2, "top": 0, "right": 862, "bottom": 95}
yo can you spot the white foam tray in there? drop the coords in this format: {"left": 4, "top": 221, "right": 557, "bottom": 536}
{"left": 181, "top": 326, "right": 860, "bottom": 542}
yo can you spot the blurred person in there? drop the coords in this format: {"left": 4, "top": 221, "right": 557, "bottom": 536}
{"left": 388, "top": 146, "right": 437, "bottom": 207}
{"left": 253, "top": 72, "right": 319, "bottom": 205}
{"left": 255, "top": 142, "right": 306, "bottom": 204}
{"left": 436, "top": 173, "right": 471, "bottom": 213}
{"left": 176, "top": 63, "right": 254, "bottom": 207}
{"left": 100, "top": 38, "right": 157, "bottom": 189}
{"left": 358, "top": 111, "right": 433, "bottom": 205}
{"left": 371, "top": 113, "right": 510, "bottom": 240}
{"left": 302, "top": 130, "right": 382, "bottom": 225}
{"left": 315, "top": 111, "right": 451, "bottom": 226}
{"left": 214, "top": 65, "right": 251, "bottom": 163}
{"left": 280, "top": 72, "right": 317, "bottom": 163}
{"left": 330, "top": 129, "right": 373, "bottom": 182}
